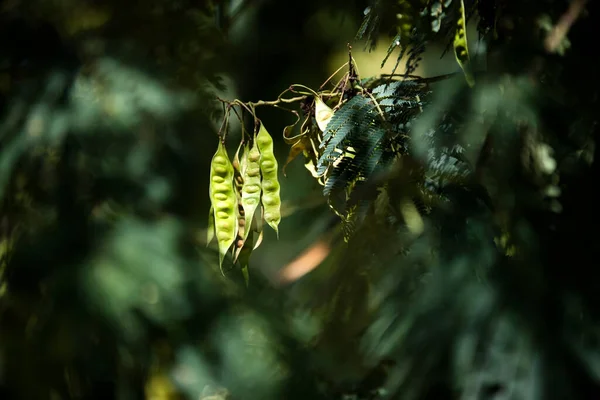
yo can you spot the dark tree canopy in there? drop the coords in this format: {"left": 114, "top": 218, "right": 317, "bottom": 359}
{"left": 1, "top": 0, "right": 600, "bottom": 399}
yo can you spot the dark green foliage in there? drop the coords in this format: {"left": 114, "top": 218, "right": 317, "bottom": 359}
{"left": 318, "top": 96, "right": 385, "bottom": 195}
{"left": 358, "top": 0, "right": 476, "bottom": 75}
{"left": 316, "top": 78, "right": 432, "bottom": 226}
{"left": 2, "top": 0, "right": 600, "bottom": 400}
{"left": 0, "top": 7, "right": 321, "bottom": 400}
{"left": 343, "top": 1, "right": 600, "bottom": 399}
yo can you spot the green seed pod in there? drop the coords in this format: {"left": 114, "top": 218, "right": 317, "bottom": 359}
{"left": 454, "top": 0, "right": 475, "bottom": 87}
{"left": 256, "top": 122, "right": 281, "bottom": 237}
{"left": 241, "top": 135, "right": 262, "bottom": 241}
{"left": 209, "top": 141, "right": 237, "bottom": 273}
{"left": 252, "top": 203, "right": 264, "bottom": 251}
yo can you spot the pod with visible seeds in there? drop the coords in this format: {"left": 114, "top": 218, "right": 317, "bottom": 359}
{"left": 241, "top": 136, "right": 262, "bottom": 241}
{"left": 454, "top": 0, "right": 475, "bottom": 87}
{"left": 209, "top": 141, "right": 237, "bottom": 273}
{"left": 256, "top": 122, "right": 282, "bottom": 237}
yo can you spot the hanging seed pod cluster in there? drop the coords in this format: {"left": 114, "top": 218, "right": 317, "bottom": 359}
{"left": 207, "top": 118, "right": 281, "bottom": 284}
{"left": 207, "top": 53, "right": 454, "bottom": 279}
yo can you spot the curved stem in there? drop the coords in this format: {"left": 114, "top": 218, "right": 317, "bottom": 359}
{"left": 230, "top": 106, "right": 249, "bottom": 141}
{"left": 379, "top": 72, "right": 458, "bottom": 83}
{"left": 365, "top": 91, "right": 386, "bottom": 121}
{"left": 320, "top": 62, "right": 349, "bottom": 90}
{"left": 283, "top": 113, "right": 305, "bottom": 144}
{"left": 217, "top": 106, "right": 232, "bottom": 142}
{"left": 289, "top": 84, "right": 319, "bottom": 98}
{"left": 232, "top": 99, "right": 254, "bottom": 114}
{"left": 247, "top": 95, "right": 307, "bottom": 107}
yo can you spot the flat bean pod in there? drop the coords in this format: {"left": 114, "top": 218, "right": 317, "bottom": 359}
{"left": 241, "top": 135, "right": 262, "bottom": 241}
{"left": 256, "top": 122, "right": 282, "bottom": 237}
{"left": 454, "top": 0, "right": 475, "bottom": 87}
{"left": 209, "top": 141, "right": 237, "bottom": 272}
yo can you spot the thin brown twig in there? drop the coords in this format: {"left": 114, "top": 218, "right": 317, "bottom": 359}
{"left": 217, "top": 90, "right": 339, "bottom": 113}
{"left": 217, "top": 94, "right": 307, "bottom": 108}
{"left": 320, "top": 62, "right": 349, "bottom": 91}
{"left": 379, "top": 72, "right": 458, "bottom": 83}
{"left": 248, "top": 96, "right": 307, "bottom": 107}
{"left": 366, "top": 91, "right": 386, "bottom": 121}
{"left": 230, "top": 106, "right": 248, "bottom": 140}
{"left": 216, "top": 105, "right": 231, "bottom": 142}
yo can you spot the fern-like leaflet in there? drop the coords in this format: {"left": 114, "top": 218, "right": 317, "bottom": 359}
{"left": 313, "top": 78, "right": 431, "bottom": 229}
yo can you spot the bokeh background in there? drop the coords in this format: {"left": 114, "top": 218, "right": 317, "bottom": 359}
{"left": 4, "top": 1, "right": 599, "bottom": 400}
